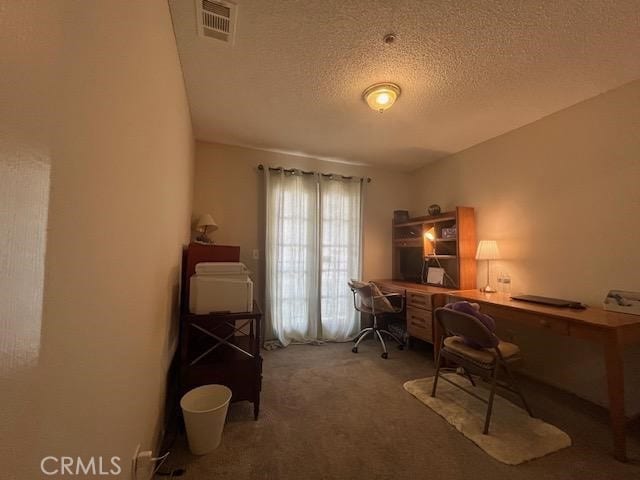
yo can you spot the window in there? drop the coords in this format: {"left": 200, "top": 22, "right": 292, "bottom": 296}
{"left": 265, "top": 170, "right": 363, "bottom": 346}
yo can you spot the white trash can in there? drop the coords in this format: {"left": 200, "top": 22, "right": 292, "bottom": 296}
{"left": 180, "top": 385, "right": 232, "bottom": 455}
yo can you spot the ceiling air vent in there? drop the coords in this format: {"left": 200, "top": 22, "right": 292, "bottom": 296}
{"left": 195, "top": 0, "right": 238, "bottom": 44}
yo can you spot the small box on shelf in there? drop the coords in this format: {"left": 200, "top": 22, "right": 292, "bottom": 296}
{"left": 441, "top": 226, "right": 457, "bottom": 239}
{"left": 393, "top": 210, "right": 410, "bottom": 224}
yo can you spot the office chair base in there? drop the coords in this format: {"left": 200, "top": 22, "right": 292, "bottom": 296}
{"left": 352, "top": 325, "right": 405, "bottom": 359}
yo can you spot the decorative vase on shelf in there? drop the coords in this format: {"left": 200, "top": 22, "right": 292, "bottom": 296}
{"left": 428, "top": 204, "right": 441, "bottom": 216}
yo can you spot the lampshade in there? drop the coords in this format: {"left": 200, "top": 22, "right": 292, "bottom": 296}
{"left": 196, "top": 214, "right": 218, "bottom": 233}
{"left": 363, "top": 82, "right": 401, "bottom": 113}
{"left": 424, "top": 227, "right": 436, "bottom": 242}
{"left": 475, "top": 240, "right": 500, "bottom": 260}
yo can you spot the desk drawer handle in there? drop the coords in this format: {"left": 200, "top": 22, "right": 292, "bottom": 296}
{"left": 410, "top": 316, "right": 425, "bottom": 326}
{"left": 540, "top": 319, "right": 550, "bottom": 328}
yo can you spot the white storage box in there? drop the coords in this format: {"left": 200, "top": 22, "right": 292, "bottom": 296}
{"left": 195, "top": 262, "right": 250, "bottom": 278}
{"left": 189, "top": 262, "right": 253, "bottom": 314}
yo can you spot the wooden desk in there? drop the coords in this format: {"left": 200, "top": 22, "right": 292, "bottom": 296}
{"left": 374, "top": 280, "right": 450, "bottom": 355}
{"left": 447, "top": 289, "right": 640, "bottom": 462}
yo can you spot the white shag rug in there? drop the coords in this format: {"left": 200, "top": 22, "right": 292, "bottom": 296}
{"left": 404, "top": 374, "right": 572, "bottom": 465}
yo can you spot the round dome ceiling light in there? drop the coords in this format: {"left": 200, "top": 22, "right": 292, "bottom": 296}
{"left": 363, "top": 82, "right": 401, "bottom": 113}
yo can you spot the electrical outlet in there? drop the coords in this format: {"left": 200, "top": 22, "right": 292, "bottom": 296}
{"left": 137, "top": 454, "right": 154, "bottom": 480}
{"left": 131, "top": 445, "right": 154, "bottom": 480}
{"left": 252, "top": 249, "right": 259, "bottom": 260}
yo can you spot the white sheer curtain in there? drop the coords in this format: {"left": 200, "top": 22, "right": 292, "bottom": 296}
{"left": 264, "top": 168, "right": 363, "bottom": 346}
{"left": 265, "top": 170, "right": 319, "bottom": 346}
{"left": 319, "top": 175, "right": 362, "bottom": 341}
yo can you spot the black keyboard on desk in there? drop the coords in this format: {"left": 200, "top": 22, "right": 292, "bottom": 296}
{"left": 511, "top": 294, "right": 586, "bottom": 310}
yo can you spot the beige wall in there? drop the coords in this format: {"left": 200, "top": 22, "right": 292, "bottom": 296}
{"left": 193, "top": 142, "right": 412, "bottom": 307}
{"left": 0, "top": 1, "right": 193, "bottom": 478}
{"left": 410, "top": 80, "right": 640, "bottom": 412}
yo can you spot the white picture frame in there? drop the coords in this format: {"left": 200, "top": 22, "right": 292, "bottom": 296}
{"left": 427, "top": 267, "right": 445, "bottom": 286}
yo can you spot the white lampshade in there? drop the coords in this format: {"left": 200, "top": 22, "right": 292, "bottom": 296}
{"left": 475, "top": 240, "right": 500, "bottom": 260}
{"left": 424, "top": 227, "right": 436, "bottom": 242}
{"left": 196, "top": 214, "right": 218, "bottom": 233}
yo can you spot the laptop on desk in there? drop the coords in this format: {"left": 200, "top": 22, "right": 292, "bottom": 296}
{"left": 511, "top": 294, "right": 586, "bottom": 310}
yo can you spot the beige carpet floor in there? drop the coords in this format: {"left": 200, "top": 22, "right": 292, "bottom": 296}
{"left": 163, "top": 341, "right": 640, "bottom": 479}
{"left": 404, "top": 374, "right": 571, "bottom": 465}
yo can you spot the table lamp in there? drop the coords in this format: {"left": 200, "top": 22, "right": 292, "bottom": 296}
{"left": 423, "top": 226, "right": 436, "bottom": 255}
{"left": 475, "top": 240, "right": 500, "bottom": 293}
{"left": 195, "top": 214, "right": 218, "bottom": 244}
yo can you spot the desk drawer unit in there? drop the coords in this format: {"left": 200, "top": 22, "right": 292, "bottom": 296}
{"left": 407, "top": 292, "right": 431, "bottom": 311}
{"left": 407, "top": 306, "right": 433, "bottom": 342}
{"left": 477, "top": 302, "right": 570, "bottom": 336}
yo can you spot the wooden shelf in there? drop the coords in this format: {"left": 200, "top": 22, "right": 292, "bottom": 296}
{"left": 180, "top": 244, "right": 262, "bottom": 420}
{"left": 393, "top": 238, "right": 422, "bottom": 247}
{"left": 392, "top": 207, "right": 476, "bottom": 290}
{"left": 393, "top": 212, "right": 457, "bottom": 227}
{"left": 392, "top": 220, "right": 425, "bottom": 227}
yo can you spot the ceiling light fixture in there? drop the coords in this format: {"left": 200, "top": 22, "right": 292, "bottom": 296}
{"left": 363, "top": 82, "right": 401, "bottom": 113}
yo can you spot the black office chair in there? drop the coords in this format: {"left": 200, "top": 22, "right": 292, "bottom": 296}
{"left": 431, "top": 307, "right": 534, "bottom": 434}
{"left": 348, "top": 280, "right": 405, "bottom": 359}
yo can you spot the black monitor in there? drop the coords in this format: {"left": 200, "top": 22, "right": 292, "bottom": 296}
{"left": 398, "top": 248, "right": 423, "bottom": 282}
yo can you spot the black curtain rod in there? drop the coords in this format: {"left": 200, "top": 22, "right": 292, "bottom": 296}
{"left": 257, "top": 164, "right": 372, "bottom": 183}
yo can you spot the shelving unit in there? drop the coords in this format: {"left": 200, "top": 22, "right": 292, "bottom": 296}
{"left": 179, "top": 243, "right": 262, "bottom": 420}
{"left": 391, "top": 207, "right": 477, "bottom": 290}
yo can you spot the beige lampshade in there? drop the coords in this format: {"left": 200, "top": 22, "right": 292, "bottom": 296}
{"left": 196, "top": 214, "right": 218, "bottom": 233}
{"left": 475, "top": 240, "right": 500, "bottom": 260}
{"left": 424, "top": 227, "right": 436, "bottom": 242}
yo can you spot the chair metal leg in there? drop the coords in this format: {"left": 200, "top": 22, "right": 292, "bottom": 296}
{"left": 431, "top": 350, "right": 443, "bottom": 397}
{"left": 465, "top": 371, "right": 476, "bottom": 387}
{"left": 483, "top": 366, "right": 499, "bottom": 434}
{"left": 353, "top": 328, "right": 374, "bottom": 350}
{"left": 379, "top": 329, "right": 405, "bottom": 347}
{"left": 502, "top": 361, "right": 534, "bottom": 417}
{"left": 455, "top": 367, "right": 476, "bottom": 387}
{"left": 375, "top": 329, "right": 388, "bottom": 358}
{"left": 353, "top": 327, "right": 373, "bottom": 343}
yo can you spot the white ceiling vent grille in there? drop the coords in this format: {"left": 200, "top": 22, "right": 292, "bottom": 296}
{"left": 195, "top": 0, "right": 238, "bottom": 44}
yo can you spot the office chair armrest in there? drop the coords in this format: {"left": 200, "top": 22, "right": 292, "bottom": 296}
{"left": 372, "top": 293, "right": 402, "bottom": 299}
{"left": 373, "top": 293, "right": 405, "bottom": 311}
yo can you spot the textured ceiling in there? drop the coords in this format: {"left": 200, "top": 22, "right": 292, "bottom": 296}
{"left": 169, "top": 0, "right": 640, "bottom": 171}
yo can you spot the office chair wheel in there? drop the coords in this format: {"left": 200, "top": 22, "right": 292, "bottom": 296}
{"left": 398, "top": 345, "right": 404, "bottom": 350}
{"left": 381, "top": 352, "right": 388, "bottom": 359}
{"left": 352, "top": 347, "right": 358, "bottom": 354}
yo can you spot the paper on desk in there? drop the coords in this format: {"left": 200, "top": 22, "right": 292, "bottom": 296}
{"left": 603, "top": 290, "right": 640, "bottom": 315}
